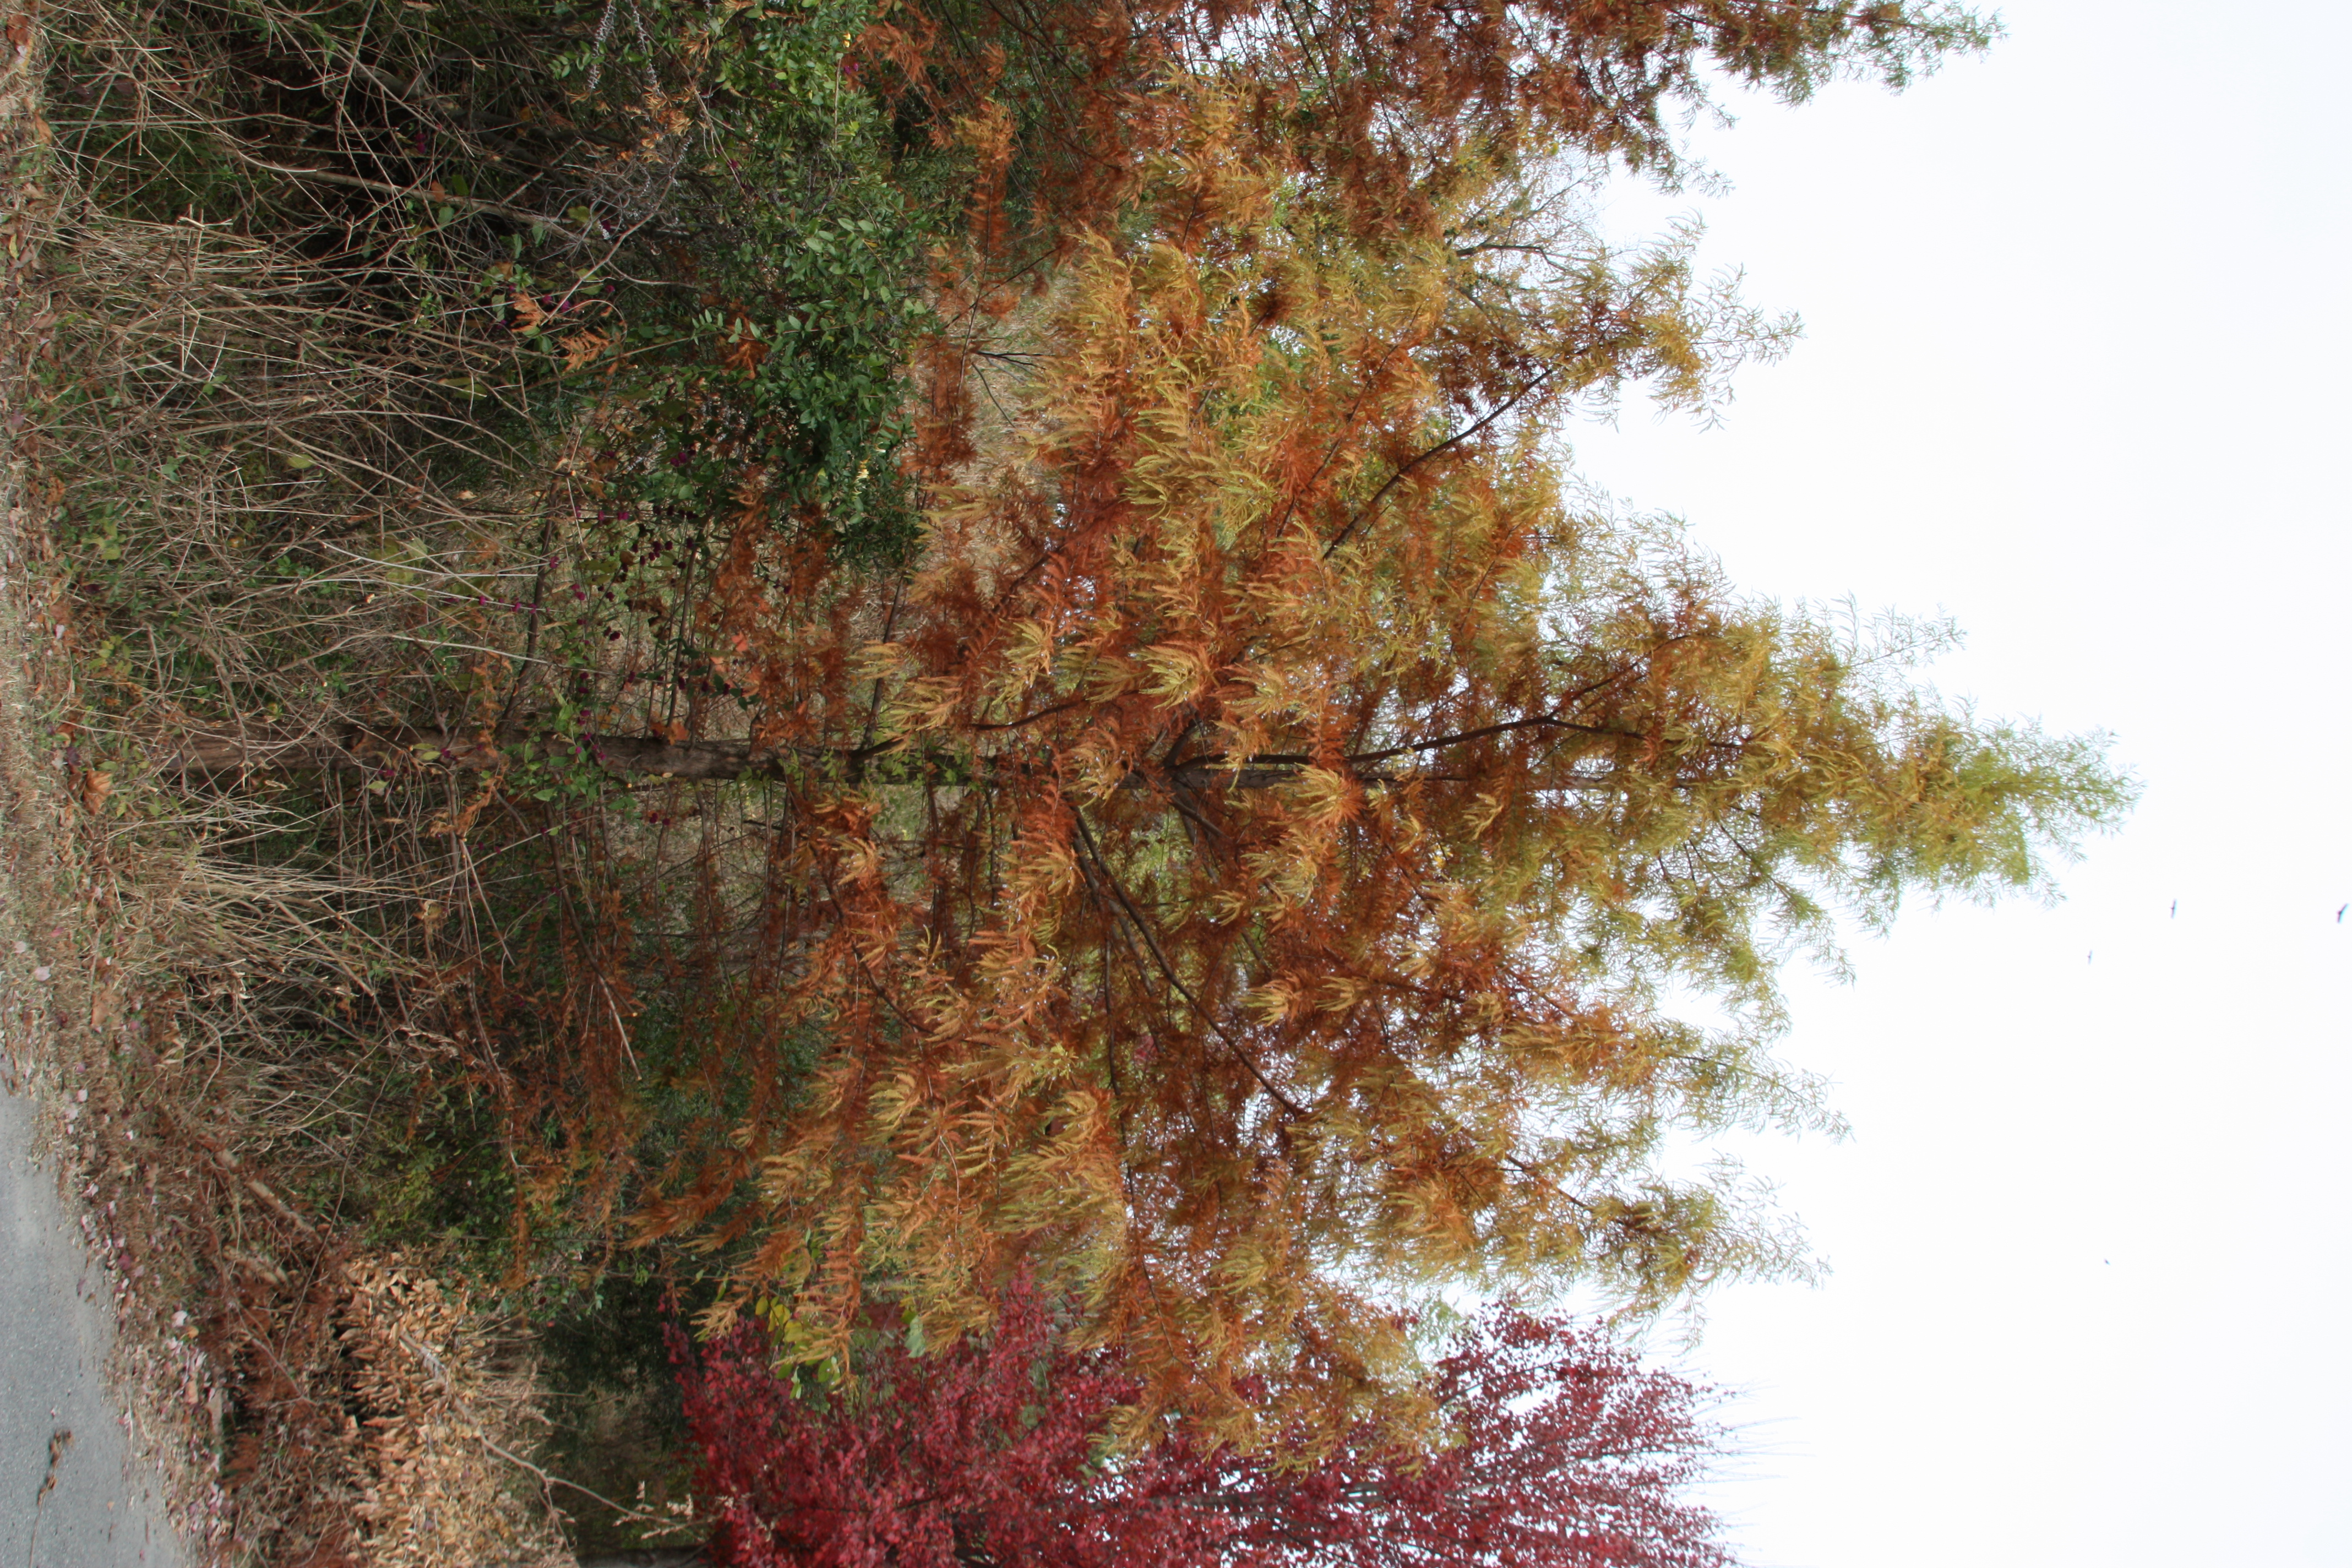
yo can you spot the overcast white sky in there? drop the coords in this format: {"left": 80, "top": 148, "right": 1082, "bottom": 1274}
{"left": 1567, "top": 2, "right": 2352, "bottom": 1564}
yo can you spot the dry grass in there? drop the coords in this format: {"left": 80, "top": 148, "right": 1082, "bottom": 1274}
{"left": 0, "top": 0, "right": 873, "bottom": 1550}
{"left": 0, "top": 5, "right": 610, "bottom": 1564}
{"left": 0, "top": 390, "right": 584, "bottom": 1568}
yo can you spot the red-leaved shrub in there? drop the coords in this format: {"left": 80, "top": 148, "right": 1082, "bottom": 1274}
{"left": 674, "top": 1283, "right": 1734, "bottom": 1568}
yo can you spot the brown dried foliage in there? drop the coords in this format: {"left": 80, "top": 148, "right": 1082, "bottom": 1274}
{"left": 340, "top": 1257, "right": 574, "bottom": 1568}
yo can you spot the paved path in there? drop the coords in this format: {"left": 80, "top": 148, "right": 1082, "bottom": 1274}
{"left": 1, "top": 1076, "right": 181, "bottom": 1568}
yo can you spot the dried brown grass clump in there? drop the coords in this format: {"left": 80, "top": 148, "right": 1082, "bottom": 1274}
{"left": 340, "top": 1256, "right": 574, "bottom": 1568}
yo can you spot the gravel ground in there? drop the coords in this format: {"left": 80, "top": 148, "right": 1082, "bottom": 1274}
{"left": 1, "top": 1074, "right": 181, "bottom": 1568}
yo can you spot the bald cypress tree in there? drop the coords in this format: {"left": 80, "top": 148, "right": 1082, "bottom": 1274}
{"left": 587, "top": 4, "right": 2128, "bottom": 1440}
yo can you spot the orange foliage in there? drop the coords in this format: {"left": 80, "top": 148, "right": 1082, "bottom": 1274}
{"left": 586, "top": 3, "right": 2120, "bottom": 1446}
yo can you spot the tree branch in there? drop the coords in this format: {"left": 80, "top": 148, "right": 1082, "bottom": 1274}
{"left": 1322, "top": 367, "right": 1555, "bottom": 559}
{"left": 1067, "top": 808, "right": 1308, "bottom": 1120}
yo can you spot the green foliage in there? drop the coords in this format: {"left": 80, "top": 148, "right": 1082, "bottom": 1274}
{"left": 357, "top": 1080, "right": 521, "bottom": 1253}
{"left": 553, "top": 0, "right": 960, "bottom": 564}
